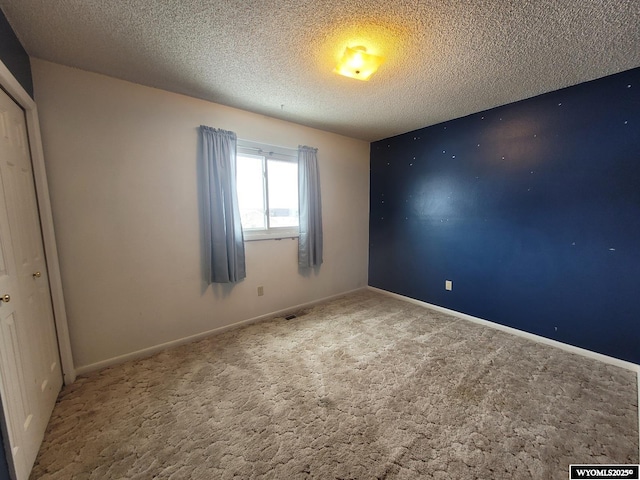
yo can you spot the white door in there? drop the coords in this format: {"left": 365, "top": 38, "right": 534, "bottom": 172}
{"left": 0, "top": 88, "right": 62, "bottom": 479}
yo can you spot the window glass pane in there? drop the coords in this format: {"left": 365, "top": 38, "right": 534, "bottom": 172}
{"left": 237, "top": 154, "right": 266, "bottom": 230}
{"left": 267, "top": 159, "right": 298, "bottom": 228}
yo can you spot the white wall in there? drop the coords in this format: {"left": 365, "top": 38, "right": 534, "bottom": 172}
{"left": 31, "top": 59, "right": 370, "bottom": 372}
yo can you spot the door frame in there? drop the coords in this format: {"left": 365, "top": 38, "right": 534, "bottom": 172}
{"left": 0, "top": 60, "right": 75, "bottom": 385}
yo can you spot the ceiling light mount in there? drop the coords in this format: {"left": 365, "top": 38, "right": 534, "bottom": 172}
{"left": 334, "top": 46, "right": 385, "bottom": 81}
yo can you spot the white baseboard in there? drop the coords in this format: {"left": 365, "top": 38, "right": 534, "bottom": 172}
{"left": 367, "top": 286, "right": 639, "bottom": 373}
{"left": 75, "top": 287, "right": 367, "bottom": 376}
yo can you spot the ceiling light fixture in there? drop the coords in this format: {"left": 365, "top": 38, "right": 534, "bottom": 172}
{"left": 334, "top": 46, "right": 385, "bottom": 81}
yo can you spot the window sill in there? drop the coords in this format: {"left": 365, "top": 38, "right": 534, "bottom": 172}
{"left": 244, "top": 232, "right": 299, "bottom": 242}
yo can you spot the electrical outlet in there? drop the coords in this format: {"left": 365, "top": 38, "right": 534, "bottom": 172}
{"left": 445, "top": 280, "right": 453, "bottom": 291}
{"left": 257, "top": 286, "right": 264, "bottom": 296}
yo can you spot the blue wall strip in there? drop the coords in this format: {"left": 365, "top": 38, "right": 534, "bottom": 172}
{"left": 0, "top": 7, "right": 33, "bottom": 98}
{"left": 369, "top": 67, "right": 640, "bottom": 364}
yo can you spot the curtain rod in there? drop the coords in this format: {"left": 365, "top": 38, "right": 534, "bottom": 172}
{"left": 238, "top": 146, "right": 297, "bottom": 159}
{"left": 237, "top": 138, "right": 297, "bottom": 153}
{"left": 238, "top": 138, "right": 298, "bottom": 158}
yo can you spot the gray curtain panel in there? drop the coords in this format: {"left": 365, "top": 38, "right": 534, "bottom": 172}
{"left": 200, "top": 126, "right": 246, "bottom": 283}
{"left": 298, "top": 145, "right": 323, "bottom": 267}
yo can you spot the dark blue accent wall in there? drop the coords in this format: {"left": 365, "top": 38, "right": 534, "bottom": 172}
{"left": 369, "top": 67, "right": 640, "bottom": 364}
{"left": 0, "top": 7, "right": 33, "bottom": 98}
{"left": 0, "top": 400, "right": 8, "bottom": 480}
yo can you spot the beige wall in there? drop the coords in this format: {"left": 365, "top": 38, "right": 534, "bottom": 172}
{"left": 31, "top": 59, "right": 370, "bottom": 372}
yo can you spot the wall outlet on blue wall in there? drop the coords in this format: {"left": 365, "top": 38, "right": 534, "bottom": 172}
{"left": 445, "top": 280, "right": 453, "bottom": 291}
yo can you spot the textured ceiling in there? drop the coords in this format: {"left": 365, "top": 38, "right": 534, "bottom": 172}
{"left": 1, "top": 0, "right": 639, "bottom": 141}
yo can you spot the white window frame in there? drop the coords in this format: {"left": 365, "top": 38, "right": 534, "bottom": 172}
{"left": 236, "top": 140, "right": 299, "bottom": 241}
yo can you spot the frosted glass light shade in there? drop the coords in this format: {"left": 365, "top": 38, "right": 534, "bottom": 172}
{"left": 334, "top": 46, "right": 384, "bottom": 81}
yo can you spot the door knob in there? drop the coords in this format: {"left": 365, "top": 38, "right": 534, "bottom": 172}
{"left": 0, "top": 294, "right": 10, "bottom": 303}
{"left": 33, "top": 271, "right": 41, "bottom": 278}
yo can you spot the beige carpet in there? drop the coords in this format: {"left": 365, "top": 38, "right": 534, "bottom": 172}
{"left": 31, "top": 289, "right": 638, "bottom": 479}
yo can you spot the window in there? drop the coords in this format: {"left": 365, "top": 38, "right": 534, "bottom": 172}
{"left": 236, "top": 141, "right": 299, "bottom": 240}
